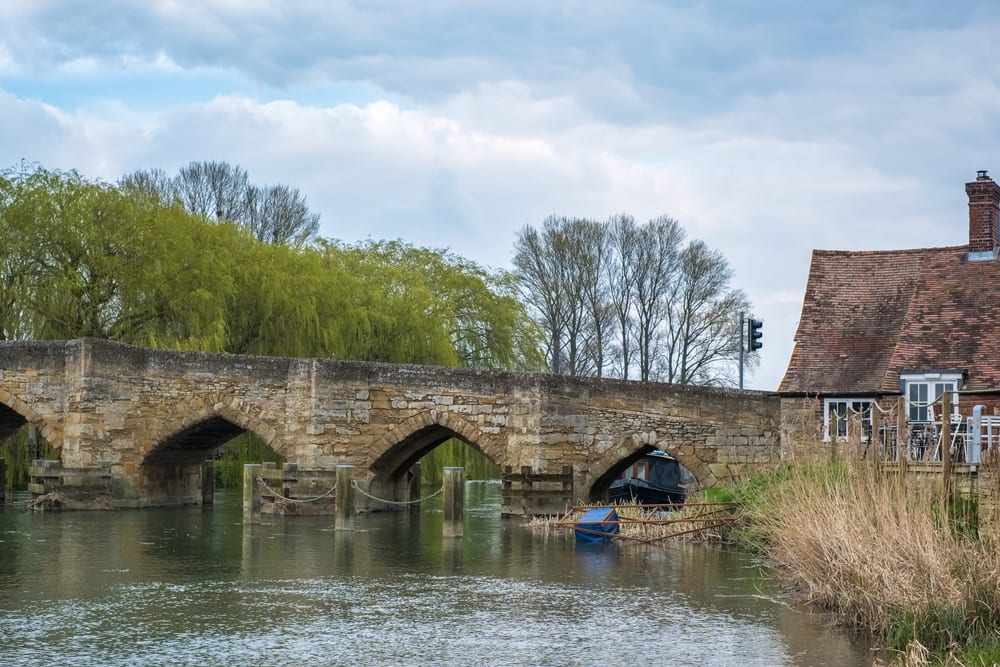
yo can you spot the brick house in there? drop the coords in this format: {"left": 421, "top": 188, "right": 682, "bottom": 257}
{"left": 779, "top": 171, "right": 1000, "bottom": 460}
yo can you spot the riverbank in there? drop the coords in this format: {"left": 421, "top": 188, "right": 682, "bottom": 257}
{"left": 732, "top": 458, "right": 1000, "bottom": 667}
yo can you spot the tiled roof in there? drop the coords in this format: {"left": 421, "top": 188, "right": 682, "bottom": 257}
{"left": 779, "top": 244, "right": 1000, "bottom": 394}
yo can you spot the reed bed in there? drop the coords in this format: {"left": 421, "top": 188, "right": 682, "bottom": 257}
{"left": 741, "top": 457, "right": 1000, "bottom": 663}
{"left": 531, "top": 497, "right": 738, "bottom": 543}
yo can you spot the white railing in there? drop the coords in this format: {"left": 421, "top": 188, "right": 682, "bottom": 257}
{"left": 965, "top": 413, "right": 1000, "bottom": 463}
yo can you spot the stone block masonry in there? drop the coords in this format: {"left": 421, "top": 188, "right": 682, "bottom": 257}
{"left": 1, "top": 339, "right": 781, "bottom": 515}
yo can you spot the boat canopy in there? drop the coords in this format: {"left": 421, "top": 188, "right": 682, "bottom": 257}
{"left": 646, "top": 453, "right": 682, "bottom": 490}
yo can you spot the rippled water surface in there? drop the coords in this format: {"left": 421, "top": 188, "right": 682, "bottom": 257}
{"left": 0, "top": 483, "right": 871, "bottom": 666}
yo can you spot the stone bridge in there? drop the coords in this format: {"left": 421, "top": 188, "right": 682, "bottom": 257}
{"left": 0, "top": 339, "right": 780, "bottom": 515}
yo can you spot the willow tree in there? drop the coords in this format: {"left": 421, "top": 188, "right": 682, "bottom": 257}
{"left": 0, "top": 169, "right": 31, "bottom": 339}
{"left": 326, "top": 240, "right": 544, "bottom": 371}
{"left": 2, "top": 163, "right": 545, "bottom": 486}
{"left": 0, "top": 164, "right": 235, "bottom": 349}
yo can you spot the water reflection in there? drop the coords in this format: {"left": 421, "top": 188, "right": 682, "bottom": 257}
{"left": 0, "top": 483, "right": 871, "bottom": 666}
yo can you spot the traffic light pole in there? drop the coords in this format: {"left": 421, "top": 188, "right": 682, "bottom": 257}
{"left": 738, "top": 311, "right": 745, "bottom": 390}
{"left": 739, "top": 313, "right": 763, "bottom": 390}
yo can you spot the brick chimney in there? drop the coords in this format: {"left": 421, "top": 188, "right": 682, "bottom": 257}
{"left": 966, "top": 170, "right": 1000, "bottom": 254}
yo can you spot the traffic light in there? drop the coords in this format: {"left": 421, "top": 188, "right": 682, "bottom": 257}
{"left": 747, "top": 318, "right": 763, "bottom": 352}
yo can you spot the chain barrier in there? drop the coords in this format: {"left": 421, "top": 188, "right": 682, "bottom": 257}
{"left": 350, "top": 479, "right": 444, "bottom": 505}
{"left": 256, "top": 477, "right": 337, "bottom": 503}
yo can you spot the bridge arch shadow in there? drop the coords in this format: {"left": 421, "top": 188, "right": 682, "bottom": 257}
{"left": 135, "top": 404, "right": 281, "bottom": 507}
{"left": 0, "top": 388, "right": 57, "bottom": 446}
{"left": 366, "top": 410, "right": 503, "bottom": 509}
{"left": 586, "top": 443, "right": 703, "bottom": 503}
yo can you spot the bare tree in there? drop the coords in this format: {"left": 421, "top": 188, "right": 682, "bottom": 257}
{"left": 245, "top": 184, "right": 320, "bottom": 245}
{"left": 659, "top": 240, "right": 753, "bottom": 384}
{"left": 119, "top": 161, "right": 320, "bottom": 246}
{"left": 513, "top": 221, "right": 567, "bottom": 373}
{"left": 513, "top": 212, "right": 754, "bottom": 386}
{"left": 119, "top": 168, "right": 179, "bottom": 205}
{"left": 514, "top": 217, "right": 613, "bottom": 377}
{"left": 567, "top": 219, "right": 611, "bottom": 377}
{"left": 632, "top": 216, "right": 684, "bottom": 381}
{"left": 177, "top": 161, "right": 251, "bottom": 223}
{"left": 607, "top": 214, "right": 640, "bottom": 379}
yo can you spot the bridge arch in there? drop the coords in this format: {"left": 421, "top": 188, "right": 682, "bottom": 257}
{"left": 129, "top": 401, "right": 282, "bottom": 508}
{"left": 141, "top": 401, "right": 280, "bottom": 464}
{"left": 0, "top": 388, "right": 58, "bottom": 446}
{"left": 365, "top": 409, "right": 503, "bottom": 507}
{"left": 585, "top": 434, "right": 707, "bottom": 502}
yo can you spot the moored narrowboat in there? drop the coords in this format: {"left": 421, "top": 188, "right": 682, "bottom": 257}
{"left": 608, "top": 450, "right": 687, "bottom": 505}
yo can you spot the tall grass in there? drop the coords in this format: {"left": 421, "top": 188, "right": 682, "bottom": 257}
{"left": 739, "top": 457, "right": 1000, "bottom": 660}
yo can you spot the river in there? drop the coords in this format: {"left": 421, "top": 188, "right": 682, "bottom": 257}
{"left": 0, "top": 482, "right": 872, "bottom": 666}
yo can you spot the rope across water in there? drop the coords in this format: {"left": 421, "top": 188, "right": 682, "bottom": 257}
{"left": 256, "top": 477, "right": 337, "bottom": 503}
{"left": 350, "top": 479, "right": 444, "bottom": 505}
{"left": 255, "top": 476, "right": 445, "bottom": 506}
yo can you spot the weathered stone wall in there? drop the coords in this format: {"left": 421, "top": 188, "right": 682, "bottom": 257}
{"left": 1, "top": 339, "right": 783, "bottom": 513}
{"left": 779, "top": 396, "right": 827, "bottom": 461}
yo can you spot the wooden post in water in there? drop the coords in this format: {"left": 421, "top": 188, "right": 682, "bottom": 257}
{"left": 443, "top": 467, "right": 464, "bottom": 538}
{"left": 282, "top": 462, "right": 298, "bottom": 501}
{"left": 409, "top": 462, "right": 422, "bottom": 511}
{"left": 940, "top": 390, "right": 953, "bottom": 502}
{"left": 243, "top": 463, "right": 262, "bottom": 524}
{"left": 335, "top": 464, "right": 355, "bottom": 530}
{"left": 202, "top": 460, "right": 215, "bottom": 506}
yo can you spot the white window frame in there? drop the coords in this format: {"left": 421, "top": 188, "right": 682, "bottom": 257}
{"left": 900, "top": 372, "right": 961, "bottom": 423}
{"left": 823, "top": 398, "right": 873, "bottom": 441}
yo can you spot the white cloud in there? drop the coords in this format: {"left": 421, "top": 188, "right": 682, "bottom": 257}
{"left": 4, "top": 1, "right": 1000, "bottom": 390}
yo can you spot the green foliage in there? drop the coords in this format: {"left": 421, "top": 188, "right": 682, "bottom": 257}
{"left": 944, "top": 639, "right": 1000, "bottom": 666}
{"left": 1, "top": 425, "right": 58, "bottom": 492}
{"left": 0, "top": 163, "right": 544, "bottom": 372}
{"left": 0, "top": 162, "right": 235, "bottom": 349}
{"left": 421, "top": 438, "right": 501, "bottom": 484}
{"left": 946, "top": 497, "right": 979, "bottom": 538}
{"left": 702, "top": 486, "right": 739, "bottom": 504}
{"left": 212, "top": 433, "right": 284, "bottom": 489}
{"left": 325, "top": 240, "right": 546, "bottom": 370}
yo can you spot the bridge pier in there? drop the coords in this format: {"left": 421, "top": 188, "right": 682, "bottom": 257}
{"left": 0, "top": 457, "right": 5, "bottom": 503}
{"left": 501, "top": 465, "right": 574, "bottom": 516}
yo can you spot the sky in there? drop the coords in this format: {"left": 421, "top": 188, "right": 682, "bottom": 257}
{"left": 3, "top": 1, "right": 1000, "bottom": 391}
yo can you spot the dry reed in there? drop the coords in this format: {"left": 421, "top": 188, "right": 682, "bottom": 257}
{"left": 530, "top": 497, "right": 737, "bottom": 543}
{"left": 746, "top": 451, "right": 1000, "bottom": 659}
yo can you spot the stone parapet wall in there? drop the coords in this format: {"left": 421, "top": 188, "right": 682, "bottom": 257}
{"left": 2, "top": 339, "right": 783, "bottom": 514}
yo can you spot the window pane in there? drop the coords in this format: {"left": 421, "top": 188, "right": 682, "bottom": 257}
{"left": 909, "top": 383, "right": 928, "bottom": 421}
{"left": 834, "top": 401, "right": 848, "bottom": 437}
